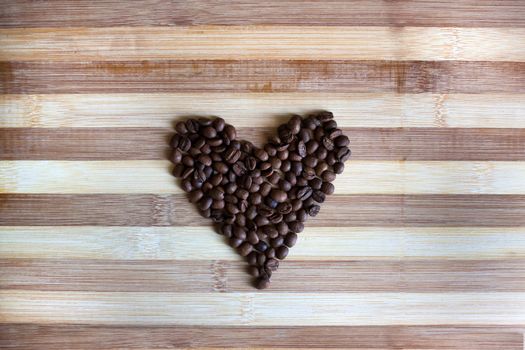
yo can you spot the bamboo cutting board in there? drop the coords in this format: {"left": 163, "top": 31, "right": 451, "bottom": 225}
{"left": 1, "top": 1, "right": 525, "bottom": 349}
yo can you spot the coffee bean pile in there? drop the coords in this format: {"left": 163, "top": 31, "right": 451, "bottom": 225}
{"left": 170, "top": 112, "right": 350, "bottom": 289}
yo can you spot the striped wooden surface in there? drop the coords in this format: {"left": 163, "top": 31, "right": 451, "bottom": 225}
{"left": 1, "top": 1, "right": 525, "bottom": 349}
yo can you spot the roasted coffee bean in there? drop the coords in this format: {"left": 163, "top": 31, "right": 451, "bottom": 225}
{"left": 276, "top": 245, "right": 289, "bottom": 260}
{"left": 312, "top": 190, "right": 326, "bottom": 203}
{"left": 173, "top": 164, "right": 185, "bottom": 178}
{"left": 212, "top": 117, "right": 225, "bottom": 132}
{"left": 254, "top": 241, "right": 269, "bottom": 253}
{"left": 316, "top": 146, "right": 328, "bottom": 160}
{"left": 293, "top": 141, "right": 304, "bottom": 157}
{"left": 201, "top": 126, "right": 217, "bottom": 138}
{"left": 322, "top": 136, "right": 334, "bottom": 151}
{"left": 297, "top": 209, "right": 308, "bottom": 222}
{"left": 270, "top": 235, "right": 284, "bottom": 248}
{"left": 238, "top": 242, "right": 253, "bottom": 257}
{"left": 266, "top": 248, "right": 276, "bottom": 259}
{"left": 255, "top": 215, "right": 270, "bottom": 227}
{"left": 248, "top": 265, "right": 260, "bottom": 277}
{"left": 297, "top": 186, "right": 313, "bottom": 200}
{"left": 175, "top": 121, "right": 188, "bottom": 134}
{"left": 309, "top": 177, "right": 322, "bottom": 190}
{"left": 296, "top": 176, "right": 308, "bottom": 187}
{"left": 212, "top": 200, "right": 225, "bottom": 210}
{"left": 229, "top": 237, "right": 243, "bottom": 248}
{"left": 193, "top": 137, "right": 206, "bottom": 149}
{"left": 225, "top": 182, "right": 237, "bottom": 194}
{"left": 277, "top": 149, "right": 289, "bottom": 161}
{"left": 289, "top": 221, "right": 304, "bottom": 233}
{"left": 270, "top": 189, "right": 287, "bottom": 203}
{"left": 288, "top": 152, "right": 301, "bottom": 162}
{"left": 291, "top": 161, "right": 303, "bottom": 175}
{"left": 336, "top": 146, "right": 351, "bottom": 162}
{"left": 291, "top": 199, "right": 303, "bottom": 211}
{"left": 224, "top": 124, "right": 236, "bottom": 140}
{"left": 326, "top": 152, "right": 337, "bottom": 166}
{"left": 209, "top": 187, "right": 224, "bottom": 200}
{"left": 335, "top": 135, "right": 350, "bottom": 147}
{"left": 316, "top": 110, "right": 334, "bottom": 122}
{"left": 306, "top": 204, "right": 321, "bottom": 217}
{"left": 224, "top": 146, "right": 241, "bottom": 164}
{"left": 213, "top": 161, "right": 229, "bottom": 174}
{"left": 245, "top": 156, "right": 257, "bottom": 170}
{"left": 210, "top": 174, "right": 223, "bottom": 186}
{"left": 306, "top": 140, "right": 319, "bottom": 155}
{"left": 226, "top": 202, "right": 240, "bottom": 215}
{"left": 188, "top": 190, "right": 204, "bottom": 203}
{"left": 324, "top": 120, "right": 338, "bottom": 131}
{"left": 287, "top": 115, "right": 302, "bottom": 134}
{"left": 333, "top": 162, "right": 345, "bottom": 174}
{"left": 278, "top": 125, "right": 294, "bottom": 143}
{"left": 269, "top": 212, "right": 283, "bottom": 224}
{"left": 321, "top": 182, "right": 335, "bottom": 195}
{"left": 270, "top": 157, "right": 282, "bottom": 170}
{"left": 256, "top": 277, "right": 271, "bottom": 289}
{"left": 303, "top": 155, "right": 318, "bottom": 168}
{"left": 328, "top": 128, "right": 343, "bottom": 139}
{"left": 170, "top": 149, "right": 182, "bottom": 164}
{"left": 280, "top": 159, "right": 291, "bottom": 172}
{"left": 220, "top": 224, "right": 233, "bottom": 237}
{"left": 277, "top": 202, "right": 293, "bottom": 215}
{"left": 196, "top": 154, "right": 211, "bottom": 167}
{"left": 236, "top": 188, "right": 249, "bottom": 200}
{"left": 181, "top": 178, "right": 193, "bottom": 192}
{"left": 282, "top": 233, "right": 297, "bottom": 249}
{"left": 199, "top": 196, "right": 213, "bottom": 211}
{"left": 321, "top": 170, "right": 336, "bottom": 182}
{"left": 315, "top": 161, "right": 329, "bottom": 176}
{"left": 284, "top": 212, "right": 297, "bottom": 222}
{"left": 299, "top": 128, "right": 312, "bottom": 143}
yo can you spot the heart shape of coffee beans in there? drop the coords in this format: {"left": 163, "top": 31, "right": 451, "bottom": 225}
{"left": 170, "top": 111, "right": 350, "bottom": 289}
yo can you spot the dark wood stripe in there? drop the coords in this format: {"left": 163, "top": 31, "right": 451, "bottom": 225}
{"left": 0, "top": 324, "right": 522, "bottom": 349}
{"left": 2, "top": 259, "right": 524, "bottom": 293}
{"left": 2, "top": 61, "right": 525, "bottom": 94}
{"left": 1, "top": 194, "right": 524, "bottom": 227}
{"left": 2, "top": 127, "right": 525, "bottom": 161}
{"left": 2, "top": 0, "right": 525, "bottom": 27}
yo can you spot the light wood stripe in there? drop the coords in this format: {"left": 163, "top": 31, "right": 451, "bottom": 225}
{"left": 2, "top": 127, "right": 525, "bottom": 161}
{"left": 1, "top": 227, "right": 524, "bottom": 261}
{"left": 2, "top": 290, "right": 525, "bottom": 325}
{"left": 1, "top": 324, "right": 522, "bottom": 350}
{"left": 3, "top": 61, "right": 524, "bottom": 94}
{"left": 2, "top": 259, "right": 524, "bottom": 292}
{"left": 1, "top": 27, "right": 524, "bottom": 62}
{"left": 2, "top": 160, "right": 524, "bottom": 195}
{"left": 3, "top": 93, "right": 525, "bottom": 128}
{"left": 1, "top": 194, "right": 524, "bottom": 227}
{"left": 3, "top": 0, "right": 525, "bottom": 28}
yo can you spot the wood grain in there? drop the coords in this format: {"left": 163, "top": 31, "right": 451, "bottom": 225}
{"left": 2, "top": 127, "right": 525, "bottom": 161}
{"left": 3, "top": 160, "right": 524, "bottom": 194}
{"left": 3, "top": 0, "right": 525, "bottom": 28}
{"left": 1, "top": 324, "right": 522, "bottom": 350}
{"left": 3, "top": 93, "right": 525, "bottom": 128}
{"left": 1, "top": 194, "right": 524, "bottom": 227}
{"left": 2, "top": 259, "right": 525, "bottom": 292}
{"left": 2, "top": 27, "right": 524, "bottom": 62}
{"left": 3, "top": 61, "right": 525, "bottom": 94}
{"left": 3, "top": 290, "right": 525, "bottom": 325}
{"left": 2, "top": 226, "right": 524, "bottom": 261}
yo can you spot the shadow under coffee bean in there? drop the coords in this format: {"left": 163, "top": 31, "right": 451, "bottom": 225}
{"left": 170, "top": 112, "right": 350, "bottom": 289}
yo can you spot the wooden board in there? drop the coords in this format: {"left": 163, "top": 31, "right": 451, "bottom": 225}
{"left": 1, "top": 1, "right": 525, "bottom": 349}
